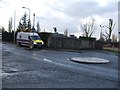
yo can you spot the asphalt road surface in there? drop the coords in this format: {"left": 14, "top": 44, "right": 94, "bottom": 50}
{"left": 1, "top": 42, "right": 119, "bottom": 88}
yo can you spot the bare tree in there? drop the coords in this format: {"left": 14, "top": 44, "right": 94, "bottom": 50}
{"left": 8, "top": 17, "right": 12, "bottom": 33}
{"left": 80, "top": 18, "right": 95, "bottom": 37}
{"left": 103, "top": 19, "right": 116, "bottom": 41}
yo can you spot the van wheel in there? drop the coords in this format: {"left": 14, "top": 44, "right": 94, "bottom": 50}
{"left": 29, "top": 41, "right": 34, "bottom": 49}
{"left": 39, "top": 46, "right": 43, "bottom": 49}
{"left": 17, "top": 42, "right": 22, "bottom": 46}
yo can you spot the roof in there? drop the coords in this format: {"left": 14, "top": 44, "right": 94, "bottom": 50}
{"left": 50, "top": 33, "right": 66, "bottom": 38}
{"left": 18, "top": 32, "right": 38, "bottom": 36}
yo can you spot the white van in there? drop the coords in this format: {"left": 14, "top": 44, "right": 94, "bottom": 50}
{"left": 17, "top": 32, "right": 44, "bottom": 49}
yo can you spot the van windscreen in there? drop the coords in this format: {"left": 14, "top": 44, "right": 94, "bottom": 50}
{"left": 31, "top": 36, "right": 41, "bottom": 40}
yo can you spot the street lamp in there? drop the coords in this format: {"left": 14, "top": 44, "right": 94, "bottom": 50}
{"left": 100, "top": 25, "right": 104, "bottom": 41}
{"left": 14, "top": 10, "right": 16, "bottom": 43}
{"left": 32, "top": 13, "right": 36, "bottom": 32}
{"left": 22, "top": 7, "right": 31, "bottom": 30}
{"left": 100, "top": 25, "right": 104, "bottom": 33}
{"left": 33, "top": 13, "right": 35, "bottom": 28}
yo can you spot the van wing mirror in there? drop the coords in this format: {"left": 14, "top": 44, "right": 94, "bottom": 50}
{"left": 28, "top": 36, "right": 31, "bottom": 40}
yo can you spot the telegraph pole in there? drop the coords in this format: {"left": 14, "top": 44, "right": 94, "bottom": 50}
{"left": 14, "top": 10, "right": 16, "bottom": 43}
{"left": 32, "top": 13, "right": 35, "bottom": 32}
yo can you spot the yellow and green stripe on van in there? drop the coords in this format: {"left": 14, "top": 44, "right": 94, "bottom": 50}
{"left": 33, "top": 40, "right": 44, "bottom": 44}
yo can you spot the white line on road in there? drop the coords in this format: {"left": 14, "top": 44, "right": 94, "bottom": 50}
{"left": 44, "top": 58, "right": 71, "bottom": 67}
{"left": 43, "top": 58, "right": 118, "bottom": 82}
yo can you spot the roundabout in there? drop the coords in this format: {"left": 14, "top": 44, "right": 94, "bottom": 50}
{"left": 69, "top": 57, "right": 109, "bottom": 64}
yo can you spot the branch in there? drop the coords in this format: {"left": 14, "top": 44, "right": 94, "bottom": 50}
{"left": 105, "top": 25, "right": 109, "bottom": 28}
{"left": 87, "top": 25, "right": 90, "bottom": 34}
{"left": 81, "top": 24, "right": 85, "bottom": 32}
{"left": 112, "top": 21, "right": 116, "bottom": 30}
{"left": 103, "top": 34, "right": 108, "bottom": 40}
{"left": 105, "top": 29, "right": 109, "bottom": 36}
{"left": 89, "top": 29, "right": 94, "bottom": 37}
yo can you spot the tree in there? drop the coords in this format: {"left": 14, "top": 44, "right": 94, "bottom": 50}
{"left": 37, "top": 22, "right": 40, "bottom": 32}
{"left": 64, "top": 29, "right": 68, "bottom": 37}
{"left": 17, "top": 12, "right": 31, "bottom": 32}
{"left": 0, "top": 26, "right": 5, "bottom": 32}
{"left": 2, "top": 27, "right": 5, "bottom": 32}
{"left": 80, "top": 18, "right": 95, "bottom": 37}
{"left": 103, "top": 19, "right": 116, "bottom": 41}
{"left": 8, "top": 17, "right": 12, "bottom": 33}
{"left": 22, "top": 12, "right": 28, "bottom": 31}
{"left": 17, "top": 21, "right": 23, "bottom": 32}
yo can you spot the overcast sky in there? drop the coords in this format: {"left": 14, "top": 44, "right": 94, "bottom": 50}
{"left": 0, "top": 0, "right": 119, "bottom": 39}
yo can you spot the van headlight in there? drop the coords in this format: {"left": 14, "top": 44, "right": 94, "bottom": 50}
{"left": 34, "top": 42, "right": 37, "bottom": 44}
{"left": 42, "top": 41, "right": 44, "bottom": 45}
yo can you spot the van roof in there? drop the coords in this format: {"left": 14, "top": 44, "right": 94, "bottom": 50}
{"left": 18, "top": 32, "right": 38, "bottom": 36}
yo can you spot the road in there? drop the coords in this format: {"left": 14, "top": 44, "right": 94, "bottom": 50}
{"left": 1, "top": 42, "right": 118, "bottom": 88}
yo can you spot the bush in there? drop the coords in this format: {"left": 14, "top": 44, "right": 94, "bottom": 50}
{"left": 79, "top": 36, "right": 96, "bottom": 41}
{"left": 2, "top": 31, "right": 14, "bottom": 42}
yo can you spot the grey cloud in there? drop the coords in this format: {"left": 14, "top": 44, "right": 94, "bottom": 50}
{"left": 45, "top": 1, "right": 118, "bottom": 20}
{"left": 36, "top": 15, "right": 77, "bottom": 33}
{"left": 61, "top": 2, "right": 118, "bottom": 18}
{"left": 37, "top": 1, "right": 118, "bottom": 37}
{"left": 0, "top": 0, "right": 9, "bottom": 8}
{"left": 63, "top": 2, "right": 98, "bottom": 17}
{"left": 96, "top": 2, "right": 118, "bottom": 15}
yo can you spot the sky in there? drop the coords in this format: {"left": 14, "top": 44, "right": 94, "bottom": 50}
{"left": 0, "top": 0, "right": 119, "bottom": 39}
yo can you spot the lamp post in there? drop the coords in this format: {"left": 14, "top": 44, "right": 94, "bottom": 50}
{"left": 22, "top": 7, "right": 31, "bottom": 30}
{"left": 13, "top": 10, "right": 16, "bottom": 43}
{"left": 33, "top": 13, "right": 35, "bottom": 29}
{"left": 100, "top": 25, "right": 104, "bottom": 33}
{"left": 32, "top": 13, "right": 35, "bottom": 32}
{"left": 100, "top": 25, "right": 104, "bottom": 41}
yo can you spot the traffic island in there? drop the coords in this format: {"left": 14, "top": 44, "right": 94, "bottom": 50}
{"left": 69, "top": 57, "right": 109, "bottom": 64}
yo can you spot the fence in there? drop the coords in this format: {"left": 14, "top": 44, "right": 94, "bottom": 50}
{"left": 0, "top": 33, "right": 2, "bottom": 40}
{"left": 47, "top": 37, "right": 95, "bottom": 49}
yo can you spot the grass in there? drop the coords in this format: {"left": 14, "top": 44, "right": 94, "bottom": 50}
{"left": 103, "top": 47, "right": 120, "bottom": 54}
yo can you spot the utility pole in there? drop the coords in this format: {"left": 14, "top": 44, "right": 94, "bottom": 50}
{"left": 100, "top": 25, "right": 104, "bottom": 41}
{"left": 32, "top": 13, "right": 35, "bottom": 32}
{"left": 14, "top": 11, "right": 16, "bottom": 43}
{"left": 33, "top": 13, "right": 35, "bottom": 28}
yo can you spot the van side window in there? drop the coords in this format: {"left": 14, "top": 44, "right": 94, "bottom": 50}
{"left": 28, "top": 36, "right": 31, "bottom": 40}
{"left": 19, "top": 35, "right": 21, "bottom": 38}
